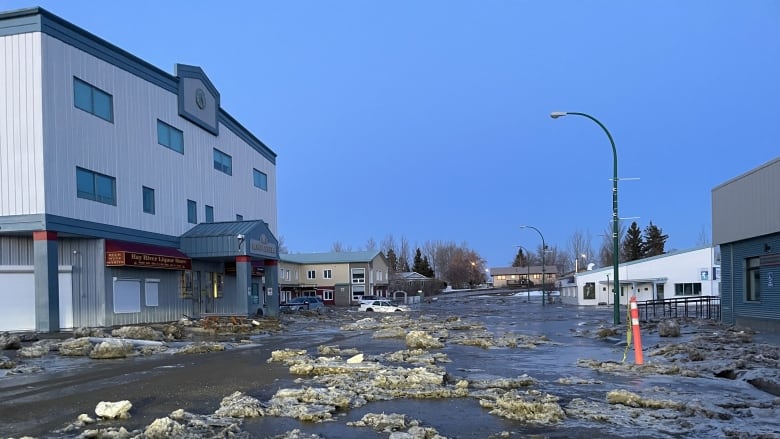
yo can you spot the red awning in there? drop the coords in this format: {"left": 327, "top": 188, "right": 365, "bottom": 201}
{"left": 105, "top": 240, "right": 191, "bottom": 270}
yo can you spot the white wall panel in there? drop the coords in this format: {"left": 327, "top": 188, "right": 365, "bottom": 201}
{"left": 0, "top": 32, "right": 44, "bottom": 216}
{"left": 40, "top": 34, "right": 277, "bottom": 237}
{"left": 0, "top": 266, "right": 73, "bottom": 331}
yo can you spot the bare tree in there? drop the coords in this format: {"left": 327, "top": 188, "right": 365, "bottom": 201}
{"left": 696, "top": 225, "right": 711, "bottom": 247}
{"left": 568, "top": 230, "right": 593, "bottom": 271}
{"left": 277, "top": 235, "right": 289, "bottom": 254}
{"left": 422, "top": 240, "right": 441, "bottom": 278}
{"left": 364, "top": 237, "right": 377, "bottom": 251}
{"left": 398, "top": 236, "right": 412, "bottom": 272}
{"left": 331, "top": 241, "right": 353, "bottom": 252}
{"left": 599, "top": 221, "right": 626, "bottom": 267}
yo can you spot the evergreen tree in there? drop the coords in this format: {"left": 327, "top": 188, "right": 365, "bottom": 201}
{"left": 412, "top": 249, "right": 425, "bottom": 273}
{"left": 512, "top": 248, "right": 528, "bottom": 267}
{"left": 644, "top": 221, "right": 668, "bottom": 257}
{"left": 420, "top": 255, "right": 435, "bottom": 277}
{"left": 621, "top": 221, "right": 644, "bottom": 261}
{"left": 385, "top": 248, "right": 398, "bottom": 273}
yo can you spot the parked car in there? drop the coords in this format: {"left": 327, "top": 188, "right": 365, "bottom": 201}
{"left": 280, "top": 296, "right": 325, "bottom": 314}
{"left": 358, "top": 300, "right": 409, "bottom": 313}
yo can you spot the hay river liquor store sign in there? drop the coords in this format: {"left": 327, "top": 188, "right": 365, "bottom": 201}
{"left": 106, "top": 251, "right": 192, "bottom": 270}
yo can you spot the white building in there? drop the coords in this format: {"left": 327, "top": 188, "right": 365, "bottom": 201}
{"left": 559, "top": 246, "right": 720, "bottom": 306}
{"left": 0, "top": 7, "right": 279, "bottom": 332}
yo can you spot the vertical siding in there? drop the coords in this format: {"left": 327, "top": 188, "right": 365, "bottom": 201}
{"left": 0, "top": 32, "right": 44, "bottom": 215}
{"left": 39, "top": 34, "right": 277, "bottom": 237}
{"left": 0, "top": 236, "right": 35, "bottom": 264}
{"left": 58, "top": 238, "right": 105, "bottom": 328}
{"left": 725, "top": 235, "right": 780, "bottom": 326}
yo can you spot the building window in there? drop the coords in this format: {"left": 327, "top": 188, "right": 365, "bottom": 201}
{"left": 583, "top": 282, "right": 596, "bottom": 300}
{"left": 205, "top": 205, "right": 214, "bottom": 223}
{"left": 746, "top": 257, "right": 761, "bottom": 301}
{"left": 187, "top": 199, "right": 197, "bottom": 224}
{"left": 73, "top": 77, "right": 113, "bottom": 122}
{"left": 211, "top": 272, "right": 224, "bottom": 298}
{"left": 323, "top": 269, "right": 332, "bottom": 279}
{"left": 281, "top": 269, "right": 291, "bottom": 281}
{"left": 142, "top": 186, "right": 155, "bottom": 214}
{"left": 307, "top": 270, "right": 316, "bottom": 280}
{"left": 253, "top": 169, "right": 268, "bottom": 190}
{"left": 352, "top": 268, "right": 365, "bottom": 284}
{"left": 213, "top": 149, "right": 232, "bottom": 175}
{"left": 156, "top": 120, "right": 183, "bottom": 153}
{"left": 323, "top": 290, "right": 334, "bottom": 301}
{"left": 674, "top": 283, "right": 702, "bottom": 296}
{"left": 76, "top": 167, "right": 116, "bottom": 205}
{"left": 180, "top": 271, "right": 193, "bottom": 298}
{"left": 236, "top": 214, "right": 243, "bottom": 221}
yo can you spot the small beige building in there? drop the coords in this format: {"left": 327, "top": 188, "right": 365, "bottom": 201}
{"left": 489, "top": 265, "right": 558, "bottom": 289}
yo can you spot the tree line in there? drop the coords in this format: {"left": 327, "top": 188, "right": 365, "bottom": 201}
{"left": 512, "top": 220, "right": 670, "bottom": 275}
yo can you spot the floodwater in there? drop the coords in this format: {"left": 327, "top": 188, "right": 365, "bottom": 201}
{"left": 1, "top": 290, "right": 778, "bottom": 438}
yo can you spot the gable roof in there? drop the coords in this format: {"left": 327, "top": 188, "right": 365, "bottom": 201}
{"left": 281, "top": 251, "right": 384, "bottom": 265}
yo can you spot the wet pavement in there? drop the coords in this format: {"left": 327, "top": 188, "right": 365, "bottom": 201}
{"left": 1, "top": 290, "right": 779, "bottom": 438}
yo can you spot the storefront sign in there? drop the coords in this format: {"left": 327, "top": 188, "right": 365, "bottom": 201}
{"left": 249, "top": 233, "right": 277, "bottom": 257}
{"left": 105, "top": 251, "right": 191, "bottom": 270}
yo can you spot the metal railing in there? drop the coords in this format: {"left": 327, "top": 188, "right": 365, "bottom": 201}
{"left": 636, "top": 296, "right": 721, "bottom": 322}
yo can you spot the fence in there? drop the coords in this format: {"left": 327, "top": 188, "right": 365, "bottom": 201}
{"left": 636, "top": 296, "right": 721, "bottom": 322}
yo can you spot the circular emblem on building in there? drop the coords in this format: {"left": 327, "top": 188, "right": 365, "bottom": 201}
{"left": 195, "top": 88, "right": 206, "bottom": 109}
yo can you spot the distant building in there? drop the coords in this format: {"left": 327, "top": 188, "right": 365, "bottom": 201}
{"left": 489, "top": 265, "right": 558, "bottom": 289}
{"left": 0, "top": 8, "right": 278, "bottom": 332}
{"left": 278, "top": 251, "right": 389, "bottom": 306}
{"left": 558, "top": 247, "right": 720, "bottom": 306}
{"left": 713, "top": 156, "right": 780, "bottom": 332}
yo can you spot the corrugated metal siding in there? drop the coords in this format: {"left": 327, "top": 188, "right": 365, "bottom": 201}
{"left": 0, "top": 32, "right": 44, "bottom": 216}
{"left": 712, "top": 157, "right": 780, "bottom": 245}
{"left": 104, "top": 266, "right": 189, "bottom": 326}
{"left": 721, "top": 235, "right": 780, "bottom": 326}
{"left": 0, "top": 236, "right": 35, "bottom": 264}
{"left": 40, "top": 34, "right": 277, "bottom": 237}
{"left": 58, "top": 238, "right": 105, "bottom": 328}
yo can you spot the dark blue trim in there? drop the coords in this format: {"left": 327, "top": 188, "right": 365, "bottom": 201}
{"left": 0, "top": 10, "right": 41, "bottom": 37}
{"left": 218, "top": 111, "right": 277, "bottom": 164}
{"left": 0, "top": 213, "right": 181, "bottom": 247}
{"left": 0, "top": 7, "right": 277, "bottom": 164}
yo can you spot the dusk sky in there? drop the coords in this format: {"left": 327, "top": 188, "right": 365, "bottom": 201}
{"left": 6, "top": 1, "right": 779, "bottom": 269}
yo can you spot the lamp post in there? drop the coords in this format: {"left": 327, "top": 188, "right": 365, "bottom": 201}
{"left": 520, "top": 225, "right": 546, "bottom": 306}
{"left": 550, "top": 111, "right": 620, "bottom": 325}
{"left": 515, "top": 245, "right": 533, "bottom": 302}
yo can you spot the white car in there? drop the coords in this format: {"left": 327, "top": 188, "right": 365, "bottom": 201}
{"left": 358, "top": 300, "right": 409, "bottom": 313}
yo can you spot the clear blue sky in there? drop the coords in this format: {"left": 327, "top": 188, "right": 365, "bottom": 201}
{"left": 6, "top": 1, "right": 779, "bottom": 268}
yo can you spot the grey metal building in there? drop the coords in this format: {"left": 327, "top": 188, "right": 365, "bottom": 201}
{"left": 712, "top": 156, "right": 780, "bottom": 332}
{"left": 0, "top": 7, "right": 280, "bottom": 332}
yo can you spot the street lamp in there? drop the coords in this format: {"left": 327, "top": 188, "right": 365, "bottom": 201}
{"left": 519, "top": 225, "right": 546, "bottom": 306}
{"left": 551, "top": 111, "right": 620, "bottom": 324}
{"left": 515, "top": 244, "right": 533, "bottom": 302}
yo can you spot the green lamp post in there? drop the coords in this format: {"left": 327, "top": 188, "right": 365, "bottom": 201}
{"left": 550, "top": 111, "right": 620, "bottom": 325}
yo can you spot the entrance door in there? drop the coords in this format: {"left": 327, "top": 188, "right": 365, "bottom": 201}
{"left": 657, "top": 284, "right": 665, "bottom": 300}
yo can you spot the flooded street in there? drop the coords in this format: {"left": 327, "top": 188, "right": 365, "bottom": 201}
{"left": 1, "top": 290, "right": 779, "bottom": 438}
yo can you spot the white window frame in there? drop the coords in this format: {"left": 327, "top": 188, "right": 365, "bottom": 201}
{"left": 307, "top": 270, "right": 316, "bottom": 280}
{"left": 352, "top": 268, "right": 365, "bottom": 284}
{"left": 323, "top": 269, "right": 332, "bottom": 279}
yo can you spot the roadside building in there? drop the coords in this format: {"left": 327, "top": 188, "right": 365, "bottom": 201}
{"left": 559, "top": 246, "right": 720, "bottom": 306}
{"left": 279, "top": 251, "right": 390, "bottom": 306}
{"left": 713, "top": 156, "right": 780, "bottom": 332}
{"left": 489, "top": 265, "right": 558, "bottom": 289}
{"left": 0, "top": 7, "right": 279, "bottom": 332}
